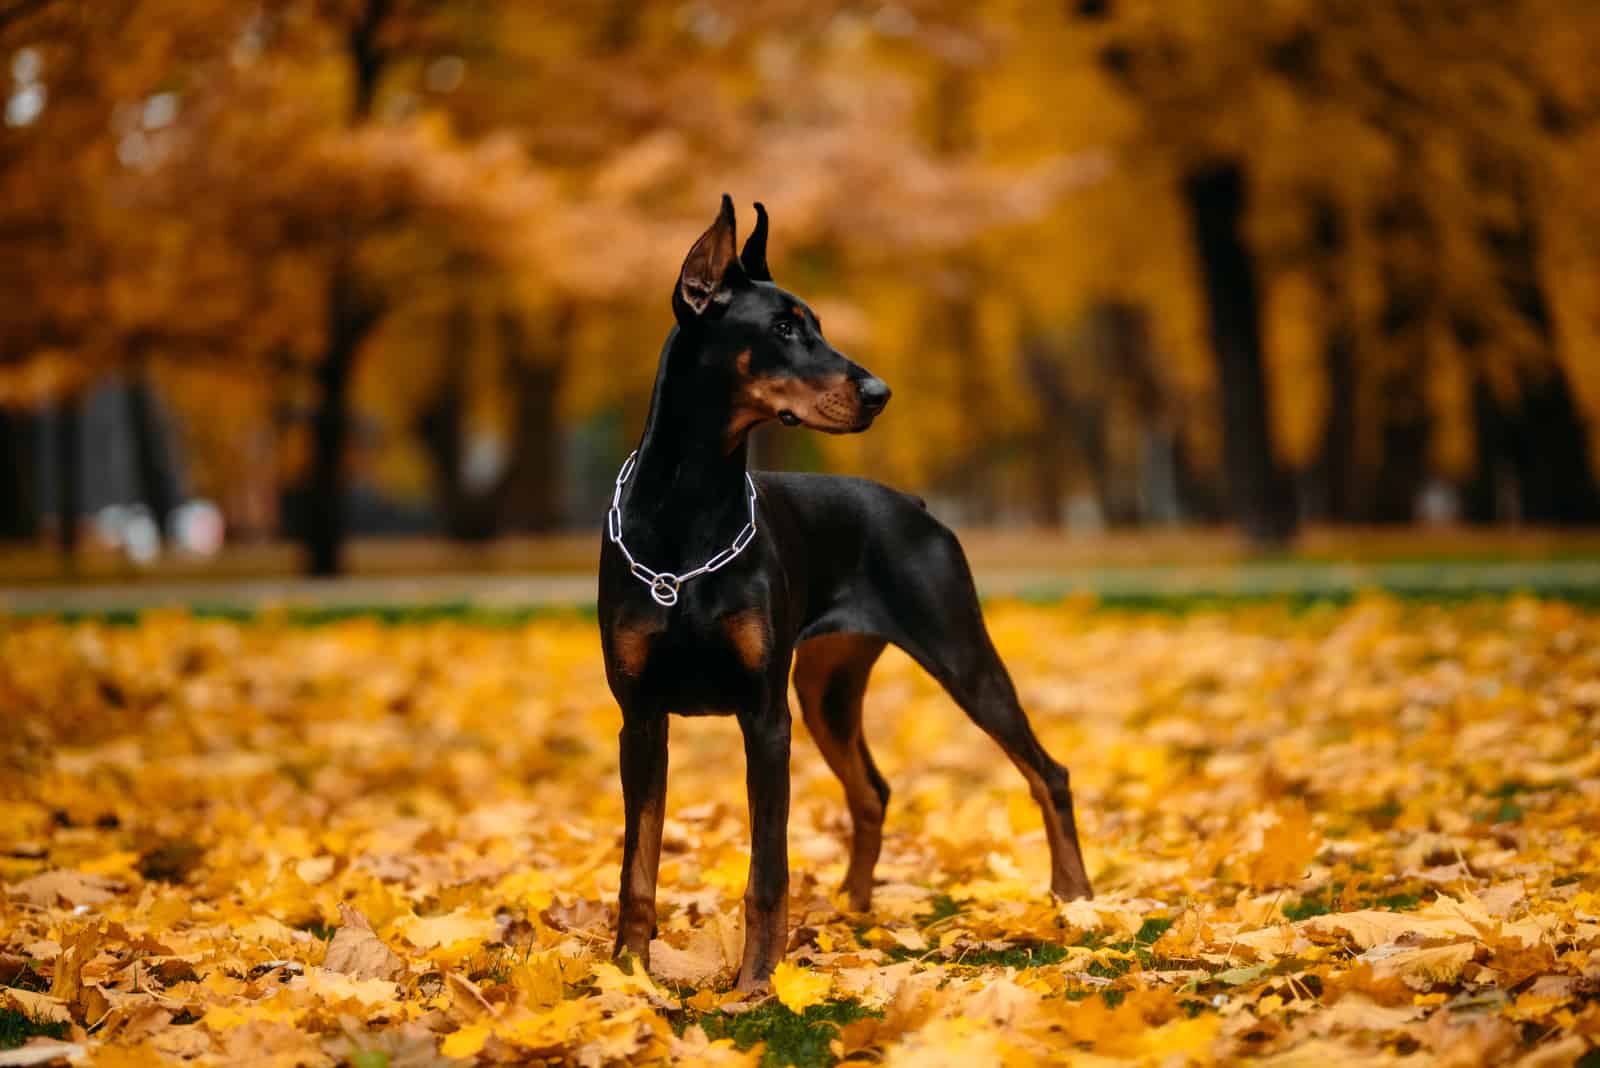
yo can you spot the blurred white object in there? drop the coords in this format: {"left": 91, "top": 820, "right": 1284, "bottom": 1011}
{"left": 93, "top": 503, "right": 160, "bottom": 565}
{"left": 173, "top": 499, "right": 225, "bottom": 556}
{"left": 1417, "top": 479, "right": 1461, "bottom": 526}
{"left": 122, "top": 509, "right": 161, "bottom": 565}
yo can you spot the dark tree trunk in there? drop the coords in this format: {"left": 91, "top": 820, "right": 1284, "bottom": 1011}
{"left": 1461, "top": 164, "right": 1600, "bottom": 524}
{"left": 418, "top": 304, "right": 501, "bottom": 541}
{"left": 0, "top": 407, "right": 38, "bottom": 539}
{"left": 55, "top": 393, "right": 82, "bottom": 562}
{"left": 296, "top": 0, "right": 391, "bottom": 575}
{"left": 1302, "top": 197, "right": 1363, "bottom": 523}
{"left": 1516, "top": 367, "right": 1600, "bottom": 522}
{"left": 1372, "top": 420, "right": 1427, "bottom": 523}
{"left": 1020, "top": 336, "right": 1072, "bottom": 528}
{"left": 1182, "top": 162, "right": 1297, "bottom": 545}
{"left": 1463, "top": 379, "right": 1504, "bottom": 524}
{"left": 497, "top": 311, "right": 566, "bottom": 532}
{"left": 1472, "top": 366, "right": 1600, "bottom": 525}
{"left": 127, "top": 375, "right": 177, "bottom": 539}
{"left": 347, "top": 0, "right": 390, "bottom": 122}
{"left": 417, "top": 366, "right": 496, "bottom": 541}
{"left": 1310, "top": 325, "right": 1358, "bottom": 521}
{"left": 1496, "top": 170, "right": 1600, "bottom": 523}
{"left": 941, "top": 271, "right": 999, "bottom": 523}
{"left": 302, "top": 267, "right": 379, "bottom": 576}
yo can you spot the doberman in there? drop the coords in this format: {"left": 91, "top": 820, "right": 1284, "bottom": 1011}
{"left": 598, "top": 195, "right": 1092, "bottom": 993}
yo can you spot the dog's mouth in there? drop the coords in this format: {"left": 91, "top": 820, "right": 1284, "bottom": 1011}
{"left": 778, "top": 400, "right": 873, "bottom": 435}
{"left": 750, "top": 376, "right": 887, "bottom": 435}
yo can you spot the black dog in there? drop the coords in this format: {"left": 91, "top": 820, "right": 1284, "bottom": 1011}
{"left": 598, "top": 196, "right": 1092, "bottom": 992}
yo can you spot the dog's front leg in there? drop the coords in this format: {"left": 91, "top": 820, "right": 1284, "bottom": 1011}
{"left": 614, "top": 711, "right": 668, "bottom": 968}
{"left": 735, "top": 692, "right": 791, "bottom": 992}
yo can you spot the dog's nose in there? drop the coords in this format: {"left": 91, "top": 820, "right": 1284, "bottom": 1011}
{"left": 859, "top": 377, "right": 891, "bottom": 414}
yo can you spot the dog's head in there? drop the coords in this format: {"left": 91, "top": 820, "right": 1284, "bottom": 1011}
{"left": 673, "top": 195, "right": 890, "bottom": 448}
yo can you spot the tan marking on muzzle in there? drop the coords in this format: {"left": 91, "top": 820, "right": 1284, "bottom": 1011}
{"left": 727, "top": 366, "right": 859, "bottom": 446}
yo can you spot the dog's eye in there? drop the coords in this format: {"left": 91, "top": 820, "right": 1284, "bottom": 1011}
{"left": 772, "top": 320, "right": 796, "bottom": 340}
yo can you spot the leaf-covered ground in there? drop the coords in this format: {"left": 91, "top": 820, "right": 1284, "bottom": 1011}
{"left": 2, "top": 597, "right": 1599, "bottom": 1066}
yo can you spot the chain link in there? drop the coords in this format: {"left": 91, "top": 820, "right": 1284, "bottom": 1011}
{"left": 606, "top": 451, "right": 759, "bottom": 607}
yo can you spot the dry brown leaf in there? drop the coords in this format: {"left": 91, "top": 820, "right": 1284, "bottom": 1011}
{"left": 0, "top": 989, "right": 69, "bottom": 1025}
{"left": 648, "top": 929, "right": 728, "bottom": 984}
{"left": 1299, "top": 909, "right": 1475, "bottom": 949}
{"left": 5, "top": 871, "right": 118, "bottom": 908}
{"left": 323, "top": 903, "right": 405, "bottom": 980}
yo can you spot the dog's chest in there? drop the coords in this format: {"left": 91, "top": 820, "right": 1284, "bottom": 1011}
{"left": 606, "top": 601, "right": 772, "bottom": 711}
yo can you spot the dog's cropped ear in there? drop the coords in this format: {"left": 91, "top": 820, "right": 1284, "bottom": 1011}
{"left": 674, "top": 194, "right": 747, "bottom": 322}
{"left": 739, "top": 202, "right": 772, "bottom": 282}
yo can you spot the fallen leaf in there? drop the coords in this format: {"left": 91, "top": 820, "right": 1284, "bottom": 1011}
{"left": 771, "top": 961, "right": 832, "bottom": 1013}
{"left": 5, "top": 871, "right": 118, "bottom": 908}
{"left": 323, "top": 903, "right": 405, "bottom": 980}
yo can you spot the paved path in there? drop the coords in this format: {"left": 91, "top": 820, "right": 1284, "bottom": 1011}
{"left": 5, "top": 559, "right": 1600, "bottom": 616}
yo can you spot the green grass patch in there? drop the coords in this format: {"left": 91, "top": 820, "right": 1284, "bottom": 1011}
{"left": 1283, "top": 896, "right": 1334, "bottom": 922}
{"left": 945, "top": 942, "right": 1072, "bottom": 969}
{"left": 1283, "top": 885, "right": 1421, "bottom": 921}
{"left": 1133, "top": 917, "right": 1175, "bottom": 944}
{"left": 915, "top": 893, "right": 964, "bottom": 927}
{"left": 0, "top": 1007, "right": 69, "bottom": 1050}
{"left": 687, "top": 999, "right": 877, "bottom": 1068}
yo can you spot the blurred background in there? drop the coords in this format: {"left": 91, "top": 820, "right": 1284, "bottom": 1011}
{"left": 2, "top": 0, "right": 1599, "bottom": 587}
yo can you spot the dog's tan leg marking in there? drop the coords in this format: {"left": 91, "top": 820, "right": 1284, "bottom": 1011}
{"left": 794, "top": 633, "right": 889, "bottom": 911}
{"left": 722, "top": 609, "right": 769, "bottom": 670}
{"left": 611, "top": 619, "right": 660, "bottom": 678}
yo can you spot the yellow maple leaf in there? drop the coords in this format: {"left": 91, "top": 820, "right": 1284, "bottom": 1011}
{"left": 392, "top": 907, "right": 498, "bottom": 951}
{"left": 772, "top": 961, "right": 832, "bottom": 1013}
{"left": 439, "top": 1021, "right": 494, "bottom": 1058}
{"left": 1247, "top": 801, "right": 1320, "bottom": 888}
{"left": 1140, "top": 1013, "right": 1222, "bottom": 1060}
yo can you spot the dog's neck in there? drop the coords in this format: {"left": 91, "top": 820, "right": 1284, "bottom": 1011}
{"left": 626, "top": 326, "right": 752, "bottom": 536}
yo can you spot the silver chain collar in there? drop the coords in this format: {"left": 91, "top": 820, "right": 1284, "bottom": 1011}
{"left": 606, "top": 451, "right": 759, "bottom": 607}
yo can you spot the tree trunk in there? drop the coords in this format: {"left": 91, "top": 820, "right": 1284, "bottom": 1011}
{"left": 1518, "top": 367, "right": 1600, "bottom": 522}
{"left": 1372, "top": 420, "right": 1427, "bottom": 523}
{"left": 417, "top": 303, "right": 503, "bottom": 540}
{"left": 296, "top": 0, "right": 391, "bottom": 575}
{"left": 1497, "top": 169, "right": 1600, "bottom": 523}
{"left": 127, "top": 375, "right": 178, "bottom": 539}
{"left": 497, "top": 310, "right": 566, "bottom": 532}
{"left": 1460, "top": 164, "right": 1600, "bottom": 524}
{"left": 55, "top": 393, "right": 82, "bottom": 563}
{"left": 1020, "top": 335, "right": 1071, "bottom": 528}
{"left": 1475, "top": 365, "right": 1600, "bottom": 525}
{"left": 0, "top": 407, "right": 37, "bottom": 539}
{"left": 1303, "top": 197, "right": 1362, "bottom": 523}
{"left": 1182, "top": 162, "right": 1297, "bottom": 545}
{"left": 1309, "top": 325, "right": 1358, "bottom": 521}
{"left": 302, "top": 266, "right": 377, "bottom": 576}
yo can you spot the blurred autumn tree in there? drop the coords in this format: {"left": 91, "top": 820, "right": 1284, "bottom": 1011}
{"left": 1086, "top": 0, "right": 1600, "bottom": 529}
{"left": 1, "top": 0, "right": 1598, "bottom": 569}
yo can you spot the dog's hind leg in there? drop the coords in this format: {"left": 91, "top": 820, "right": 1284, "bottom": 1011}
{"left": 794, "top": 633, "right": 889, "bottom": 911}
{"left": 941, "top": 637, "right": 1093, "bottom": 900}
{"left": 865, "top": 523, "right": 1093, "bottom": 900}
